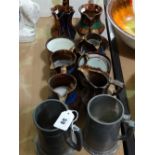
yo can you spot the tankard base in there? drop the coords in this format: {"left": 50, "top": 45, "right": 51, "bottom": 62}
{"left": 83, "top": 141, "right": 120, "bottom": 155}
{"left": 35, "top": 138, "right": 75, "bottom": 155}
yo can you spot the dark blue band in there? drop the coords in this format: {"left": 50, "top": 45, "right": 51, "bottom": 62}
{"left": 65, "top": 91, "right": 78, "bottom": 105}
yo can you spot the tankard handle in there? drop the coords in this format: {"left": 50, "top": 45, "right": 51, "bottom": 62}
{"left": 66, "top": 124, "right": 83, "bottom": 151}
{"left": 109, "top": 78, "right": 124, "bottom": 95}
{"left": 118, "top": 114, "right": 135, "bottom": 141}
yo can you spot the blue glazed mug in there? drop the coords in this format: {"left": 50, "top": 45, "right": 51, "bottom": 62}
{"left": 48, "top": 73, "right": 81, "bottom": 110}
{"left": 50, "top": 50, "right": 77, "bottom": 74}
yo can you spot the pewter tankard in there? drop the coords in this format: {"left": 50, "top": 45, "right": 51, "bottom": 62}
{"left": 83, "top": 94, "right": 134, "bottom": 154}
{"left": 33, "top": 99, "right": 82, "bottom": 155}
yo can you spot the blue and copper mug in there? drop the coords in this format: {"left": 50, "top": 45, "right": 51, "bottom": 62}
{"left": 50, "top": 50, "right": 77, "bottom": 74}
{"left": 48, "top": 73, "right": 81, "bottom": 110}
{"left": 77, "top": 33, "right": 109, "bottom": 55}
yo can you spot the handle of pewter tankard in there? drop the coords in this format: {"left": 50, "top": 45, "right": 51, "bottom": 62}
{"left": 109, "top": 78, "right": 124, "bottom": 95}
{"left": 118, "top": 114, "right": 135, "bottom": 141}
{"left": 66, "top": 124, "right": 83, "bottom": 151}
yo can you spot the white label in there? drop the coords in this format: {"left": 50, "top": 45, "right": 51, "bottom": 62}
{"left": 53, "top": 110, "right": 75, "bottom": 131}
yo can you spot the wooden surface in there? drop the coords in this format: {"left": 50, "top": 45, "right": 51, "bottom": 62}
{"left": 19, "top": 17, "right": 134, "bottom": 155}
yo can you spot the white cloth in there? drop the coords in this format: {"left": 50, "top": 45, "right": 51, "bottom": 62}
{"left": 19, "top": 0, "right": 40, "bottom": 42}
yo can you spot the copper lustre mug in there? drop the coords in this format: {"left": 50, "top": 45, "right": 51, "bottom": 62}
{"left": 77, "top": 33, "right": 109, "bottom": 55}
{"left": 50, "top": 50, "right": 77, "bottom": 74}
{"left": 78, "top": 53, "right": 111, "bottom": 74}
{"left": 48, "top": 74, "right": 81, "bottom": 110}
{"left": 46, "top": 37, "right": 75, "bottom": 63}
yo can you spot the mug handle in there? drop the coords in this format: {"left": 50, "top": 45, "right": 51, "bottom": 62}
{"left": 118, "top": 114, "right": 135, "bottom": 141}
{"left": 60, "top": 66, "right": 67, "bottom": 74}
{"left": 49, "top": 54, "right": 54, "bottom": 69}
{"left": 69, "top": 46, "right": 75, "bottom": 52}
{"left": 79, "top": 54, "right": 89, "bottom": 66}
{"left": 50, "top": 61, "right": 54, "bottom": 70}
{"left": 66, "top": 124, "right": 83, "bottom": 151}
{"left": 108, "top": 78, "right": 124, "bottom": 95}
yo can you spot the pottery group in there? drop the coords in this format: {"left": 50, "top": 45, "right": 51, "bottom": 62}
{"left": 33, "top": 1, "right": 134, "bottom": 155}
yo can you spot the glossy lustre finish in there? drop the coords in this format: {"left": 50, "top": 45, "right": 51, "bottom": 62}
{"left": 77, "top": 3, "right": 105, "bottom": 35}
{"left": 51, "top": 5, "right": 76, "bottom": 39}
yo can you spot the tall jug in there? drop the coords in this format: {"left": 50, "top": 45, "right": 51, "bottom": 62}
{"left": 77, "top": 3, "right": 105, "bottom": 35}
{"left": 51, "top": 0, "right": 76, "bottom": 39}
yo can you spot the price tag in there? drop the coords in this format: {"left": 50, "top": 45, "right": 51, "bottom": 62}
{"left": 53, "top": 110, "right": 75, "bottom": 131}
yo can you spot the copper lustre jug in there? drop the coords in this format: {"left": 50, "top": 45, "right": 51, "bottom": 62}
{"left": 78, "top": 66, "right": 124, "bottom": 96}
{"left": 51, "top": 0, "right": 76, "bottom": 39}
{"left": 77, "top": 3, "right": 105, "bottom": 35}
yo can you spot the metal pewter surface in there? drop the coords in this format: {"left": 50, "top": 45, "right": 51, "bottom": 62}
{"left": 83, "top": 141, "right": 120, "bottom": 155}
{"left": 35, "top": 136, "right": 75, "bottom": 155}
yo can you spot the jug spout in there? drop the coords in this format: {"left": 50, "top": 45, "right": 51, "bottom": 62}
{"left": 78, "top": 66, "right": 107, "bottom": 89}
{"left": 78, "top": 67, "right": 90, "bottom": 83}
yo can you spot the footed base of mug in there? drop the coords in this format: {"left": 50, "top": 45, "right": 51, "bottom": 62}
{"left": 35, "top": 137, "right": 75, "bottom": 155}
{"left": 83, "top": 141, "right": 120, "bottom": 155}
{"left": 35, "top": 142, "right": 46, "bottom": 155}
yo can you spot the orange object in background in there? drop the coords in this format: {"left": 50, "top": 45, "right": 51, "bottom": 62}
{"left": 112, "top": 5, "right": 135, "bottom": 36}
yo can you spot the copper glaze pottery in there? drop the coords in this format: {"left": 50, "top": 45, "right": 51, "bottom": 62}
{"left": 46, "top": 37, "right": 75, "bottom": 62}
{"left": 78, "top": 53, "right": 111, "bottom": 74}
{"left": 77, "top": 33, "right": 109, "bottom": 55}
{"left": 50, "top": 50, "right": 77, "bottom": 74}
{"left": 78, "top": 66, "right": 124, "bottom": 96}
{"left": 77, "top": 3, "right": 105, "bottom": 35}
{"left": 107, "top": 0, "right": 135, "bottom": 49}
{"left": 51, "top": 0, "right": 76, "bottom": 39}
{"left": 48, "top": 74, "right": 81, "bottom": 110}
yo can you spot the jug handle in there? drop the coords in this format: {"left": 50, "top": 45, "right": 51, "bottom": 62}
{"left": 60, "top": 66, "right": 67, "bottom": 74}
{"left": 79, "top": 37, "right": 87, "bottom": 55}
{"left": 118, "top": 114, "right": 135, "bottom": 141}
{"left": 69, "top": 46, "right": 75, "bottom": 52}
{"left": 66, "top": 124, "right": 83, "bottom": 151}
{"left": 50, "top": 60, "right": 54, "bottom": 70}
{"left": 59, "top": 94, "right": 68, "bottom": 103}
{"left": 108, "top": 79, "right": 124, "bottom": 95}
{"left": 80, "top": 53, "right": 89, "bottom": 66}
